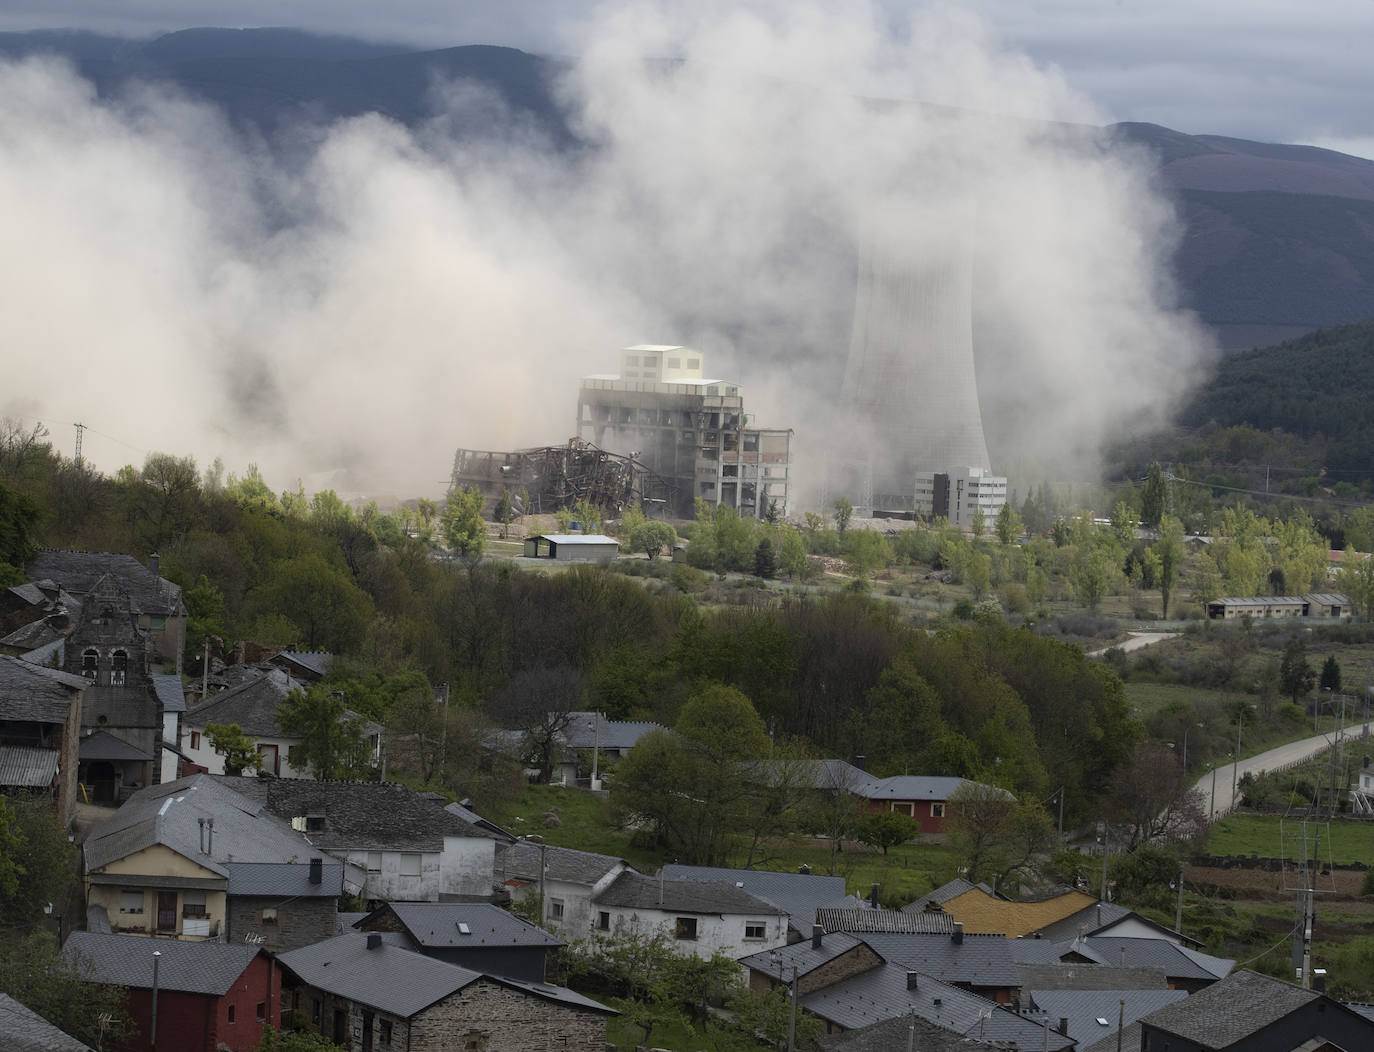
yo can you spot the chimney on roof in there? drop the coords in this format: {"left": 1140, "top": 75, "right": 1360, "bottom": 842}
{"left": 812, "top": 923, "right": 823, "bottom": 950}
{"left": 952, "top": 921, "right": 964, "bottom": 945}
{"left": 310, "top": 858, "right": 323, "bottom": 885}
{"left": 1059, "top": 1017, "right": 1070, "bottom": 1035}
{"left": 149, "top": 553, "right": 159, "bottom": 576}
{"left": 853, "top": 754, "right": 866, "bottom": 772}
{"left": 206, "top": 817, "right": 213, "bottom": 855}
{"left": 906, "top": 971, "right": 919, "bottom": 990}
{"left": 869, "top": 883, "right": 880, "bottom": 908}
{"left": 367, "top": 933, "right": 382, "bottom": 950}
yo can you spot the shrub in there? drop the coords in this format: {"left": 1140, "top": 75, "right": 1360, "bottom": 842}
{"left": 670, "top": 563, "right": 708, "bottom": 594}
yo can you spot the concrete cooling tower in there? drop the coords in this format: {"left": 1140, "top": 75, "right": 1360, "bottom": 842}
{"left": 838, "top": 203, "right": 991, "bottom": 513}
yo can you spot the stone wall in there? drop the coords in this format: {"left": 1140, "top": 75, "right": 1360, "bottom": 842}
{"left": 229, "top": 895, "right": 337, "bottom": 952}
{"left": 407, "top": 978, "right": 608, "bottom": 1052}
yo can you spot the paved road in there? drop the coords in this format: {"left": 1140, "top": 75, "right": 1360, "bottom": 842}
{"left": 1196, "top": 722, "right": 1374, "bottom": 817}
{"left": 1087, "top": 631, "right": 1177, "bottom": 658}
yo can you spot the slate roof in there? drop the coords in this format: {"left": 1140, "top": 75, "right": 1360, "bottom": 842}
{"left": 561, "top": 711, "right": 665, "bottom": 750}
{"left": 816, "top": 1013, "right": 988, "bottom": 1052}
{"left": 901, "top": 877, "right": 997, "bottom": 915}
{"left": 150, "top": 674, "right": 186, "bottom": 713}
{"left": 26, "top": 550, "right": 185, "bottom": 616}
{"left": 594, "top": 871, "right": 787, "bottom": 916}
{"left": 224, "top": 860, "right": 345, "bottom": 896}
{"left": 0, "top": 745, "right": 60, "bottom": 788}
{"left": 857, "top": 932, "right": 1020, "bottom": 988}
{"left": 79, "top": 729, "right": 152, "bottom": 762}
{"left": 0, "top": 992, "right": 95, "bottom": 1051}
{"left": 184, "top": 667, "right": 308, "bottom": 736}
{"left": 801, "top": 964, "right": 1073, "bottom": 1049}
{"left": 219, "top": 777, "right": 500, "bottom": 850}
{"left": 1137, "top": 968, "right": 1333, "bottom": 1047}
{"left": 0, "top": 653, "right": 87, "bottom": 723}
{"left": 0, "top": 617, "right": 68, "bottom": 653}
{"left": 82, "top": 774, "right": 337, "bottom": 896}
{"left": 1066, "top": 936, "right": 1235, "bottom": 981}
{"left": 1017, "top": 962, "right": 1169, "bottom": 990}
{"left": 502, "top": 842, "right": 627, "bottom": 885}
{"left": 815, "top": 908, "right": 956, "bottom": 934}
{"left": 1032, "top": 899, "right": 1134, "bottom": 942}
{"left": 858, "top": 775, "right": 978, "bottom": 802}
{"left": 64, "top": 932, "right": 263, "bottom": 994}
{"left": 658, "top": 865, "right": 849, "bottom": 931}
{"left": 269, "top": 650, "right": 335, "bottom": 679}
{"left": 365, "top": 902, "right": 564, "bottom": 949}
{"left": 443, "top": 800, "right": 516, "bottom": 842}
{"left": 277, "top": 932, "right": 613, "bottom": 1018}
{"left": 1028, "top": 988, "right": 1188, "bottom": 1046}
{"left": 739, "top": 931, "right": 870, "bottom": 978}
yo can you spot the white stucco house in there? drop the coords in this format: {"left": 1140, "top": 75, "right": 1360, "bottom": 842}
{"left": 500, "top": 842, "right": 632, "bottom": 937}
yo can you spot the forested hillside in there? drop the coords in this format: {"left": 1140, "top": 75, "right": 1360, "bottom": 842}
{"left": 0, "top": 421, "right": 1135, "bottom": 825}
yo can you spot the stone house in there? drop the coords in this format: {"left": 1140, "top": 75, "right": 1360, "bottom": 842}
{"left": 354, "top": 902, "right": 564, "bottom": 982}
{"left": 82, "top": 774, "right": 340, "bottom": 950}
{"left": 221, "top": 778, "right": 511, "bottom": 903}
{"left": 277, "top": 931, "right": 615, "bottom": 1052}
{"left": 0, "top": 653, "right": 88, "bottom": 824}
{"left": 64, "top": 932, "right": 278, "bottom": 1052}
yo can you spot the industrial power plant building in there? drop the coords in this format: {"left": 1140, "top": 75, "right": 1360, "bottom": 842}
{"left": 576, "top": 346, "right": 792, "bottom": 520}
{"left": 914, "top": 466, "right": 1009, "bottom": 530}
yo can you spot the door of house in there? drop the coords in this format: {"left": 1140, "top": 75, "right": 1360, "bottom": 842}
{"left": 257, "top": 743, "right": 279, "bottom": 776}
{"left": 156, "top": 891, "right": 177, "bottom": 932}
{"left": 362, "top": 1011, "right": 374, "bottom": 1052}
{"left": 333, "top": 1008, "right": 348, "bottom": 1046}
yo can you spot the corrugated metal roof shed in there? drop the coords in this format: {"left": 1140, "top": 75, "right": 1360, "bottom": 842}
{"left": 0, "top": 745, "right": 59, "bottom": 788}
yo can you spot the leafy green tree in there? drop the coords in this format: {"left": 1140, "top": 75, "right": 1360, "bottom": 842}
{"left": 0, "top": 798, "right": 80, "bottom": 929}
{"left": 440, "top": 487, "right": 486, "bottom": 559}
{"left": 843, "top": 530, "right": 889, "bottom": 580}
{"left": 277, "top": 687, "right": 375, "bottom": 780}
{"left": 1148, "top": 514, "right": 1186, "bottom": 618}
{"left": 1109, "top": 500, "right": 1138, "bottom": 548}
{"left": 1140, "top": 462, "right": 1169, "bottom": 528}
{"left": 729, "top": 984, "right": 823, "bottom": 1050}
{"left": 247, "top": 553, "right": 373, "bottom": 653}
{"left": 1338, "top": 551, "right": 1374, "bottom": 619}
{"left": 994, "top": 502, "right": 1024, "bottom": 546}
{"left": 753, "top": 536, "right": 776, "bottom": 579}
{"left": 206, "top": 723, "right": 265, "bottom": 776}
{"left": 0, "top": 481, "right": 41, "bottom": 580}
{"left": 257, "top": 1026, "right": 344, "bottom": 1051}
{"left": 1070, "top": 546, "right": 1110, "bottom": 609}
{"left": 494, "top": 488, "right": 515, "bottom": 538}
{"left": 1279, "top": 637, "right": 1317, "bottom": 705}
{"left": 833, "top": 497, "right": 853, "bottom": 537}
{"left": 945, "top": 782, "right": 1054, "bottom": 893}
{"left": 970, "top": 506, "right": 986, "bottom": 539}
{"left": 0, "top": 932, "right": 132, "bottom": 1048}
{"left": 630, "top": 520, "right": 677, "bottom": 560}
{"left": 855, "top": 809, "right": 920, "bottom": 854}
{"left": 777, "top": 526, "right": 809, "bottom": 580}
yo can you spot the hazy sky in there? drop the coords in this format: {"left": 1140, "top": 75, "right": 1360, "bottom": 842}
{"left": 2, "top": 0, "right": 1369, "bottom": 154}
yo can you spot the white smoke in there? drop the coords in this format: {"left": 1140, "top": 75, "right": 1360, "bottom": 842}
{"left": 0, "top": 2, "right": 1212, "bottom": 499}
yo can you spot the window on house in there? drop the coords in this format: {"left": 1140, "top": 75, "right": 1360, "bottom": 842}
{"left": 182, "top": 891, "right": 207, "bottom": 918}
{"left": 366, "top": 851, "right": 382, "bottom": 873}
{"left": 261, "top": 908, "right": 278, "bottom": 924}
{"left": 381, "top": 1020, "right": 393, "bottom": 1044}
{"left": 305, "top": 813, "right": 326, "bottom": 832}
{"left": 120, "top": 891, "right": 144, "bottom": 914}
{"left": 287, "top": 745, "right": 301, "bottom": 767}
{"left": 597, "top": 911, "right": 610, "bottom": 931}
{"left": 312, "top": 999, "right": 322, "bottom": 1026}
{"left": 110, "top": 650, "right": 128, "bottom": 686}
{"left": 687, "top": 358, "right": 700, "bottom": 370}
{"left": 674, "top": 917, "right": 698, "bottom": 941}
{"left": 150, "top": 616, "right": 166, "bottom": 630}
{"left": 82, "top": 650, "right": 99, "bottom": 679}
{"left": 548, "top": 899, "right": 565, "bottom": 922}
{"left": 228, "top": 1005, "right": 236, "bottom": 1024}
{"left": 400, "top": 853, "right": 421, "bottom": 877}
{"left": 190, "top": 731, "right": 201, "bottom": 750}
{"left": 256, "top": 1002, "right": 266, "bottom": 1023}
{"left": 744, "top": 922, "right": 767, "bottom": 940}
{"left": 931, "top": 803, "right": 945, "bottom": 818}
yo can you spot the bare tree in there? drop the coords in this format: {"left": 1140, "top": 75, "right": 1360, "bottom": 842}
{"left": 1107, "top": 742, "right": 1209, "bottom": 850}
{"left": 489, "top": 665, "right": 585, "bottom": 783}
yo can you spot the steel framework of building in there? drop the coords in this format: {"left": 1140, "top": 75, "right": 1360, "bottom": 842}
{"left": 447, "top": 439, "right": 676, "bottom": 517}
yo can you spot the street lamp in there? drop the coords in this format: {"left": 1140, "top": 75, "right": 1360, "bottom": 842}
{"left": 43, "top": 902, "right": 63, "bottom": 945}
{"left": 1232, "top": 704, "right": 1257, "bottom": 803}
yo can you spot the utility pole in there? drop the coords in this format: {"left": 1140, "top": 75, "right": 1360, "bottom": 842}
{"left": 1175, "top": 864, "right": 1185, "bottom": 934}
{"left": 150, "top": 950, "right": 161, "bottom": 1050}
{"left": 788, "top": 964, "right": 798, "bottom": 1052}
{"left": 73, "top": 422, "right": 85, "bottom": 468}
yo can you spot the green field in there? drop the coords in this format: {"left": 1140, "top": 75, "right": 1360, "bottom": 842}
{"left": 1206, "top": 813, "right": 1374, "bottom": 865}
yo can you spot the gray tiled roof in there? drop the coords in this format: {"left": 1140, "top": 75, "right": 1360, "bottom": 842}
{"left": 185, "top": 668, "right": 306, "bottom": 736}
{"left": 858, "top": 932, "right": 1020, "bottom": 988}
{"left": 1028, "top": 988, "right": 1188, "bottom": 1046}
{"left": 150, "top": 674, "right": 186, "bottom": 713}
{"left": 64, "top": 932, "right": 262, "bottom": 994}
{"left": 1067, "top": 936, "right": 1234, "bottom": 981}
{"left": 816, "top": 908, "right": 956, "bottom": 934}
{"left": 277, "top": 932, "right": 611, "bottom": 1018}
{"left": 82, "top": 774, "right": 335, "bottom": 896}
{"left": 369, "top": 903, "right": 564, "bottom": 949}
{"left": 1138, "top": 968, "right": 1322, "bottom": 1046}
{"left": 219, "top": 777, "right": 499, "bottom": 850}
{"left": 224, "top": 860, "right": 344, "bottom": 896}
{"left": 0, "top": 745, "right": 60, "bottom": 788}
{"left": 594, "top": 871, "right": 787, "bottom": 916}
{"left": 1017, "top": 963, "right": 1169, "bottom": 990}
{"left": 739, "top": 931, "right": 869, "bottom": 977}
{"left": 0, "top": 653, "right": 87, "bottom": 723}
{"left": 561, "top": 712, "right": 665, "bottom": 750}
{"left": 502, "top": 842, "right": 626, "bottom": 885}
{"left": 802, "top": 964, "right": 1074, "bottom": 1049}
{"left": 269, "top": 650, "right": 335, "bottom": 678}
{"left": 79, "top": 729, "right": 153, "bottom": 762}
{"left": 26, "top": 550, "right": 185, "bottom": 617}
{"left": 1032, "top": 899, "right": 1134, "bottom": 941}
{"left": 658, "top": 865, "right": 849, "bottom": 931}
{"left": 0, "top": 993, "right": 95, "bottom": 1051}
{"left": 816, "top": 1013, "right": 987, "bottom": 1052}
{"left": 443, "top": 801, "right": 515, "bottom": 842}
{"left": 0, "top": 617, "right": 68, "bottom": 652}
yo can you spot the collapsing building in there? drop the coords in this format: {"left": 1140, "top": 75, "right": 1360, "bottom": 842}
{"left": 576, "top": 346, "right": 792, "bottom": 520}
{"left": 833, "top": 204, "right": 1006, "bottom": 522}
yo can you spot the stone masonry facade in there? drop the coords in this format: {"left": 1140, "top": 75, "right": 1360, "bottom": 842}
{"left": 408, "top": 980, "right": 607, "bottom": 1052}
{"left": 229, "top": 896, "right": 338, "bottom": 953}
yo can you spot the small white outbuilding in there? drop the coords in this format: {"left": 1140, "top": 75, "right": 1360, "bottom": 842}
{"left": 522, "top": 534, "right": 620, "bottom": 563}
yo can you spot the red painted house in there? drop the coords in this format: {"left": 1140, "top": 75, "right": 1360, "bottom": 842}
{"left": 63, "top": 933, "right": 278, "bottom": 1051}
{"left": 800, "top": 762, "right": 1009, "bottom": 835}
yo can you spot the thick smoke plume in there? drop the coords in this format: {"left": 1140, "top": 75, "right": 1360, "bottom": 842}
{"left": 0, "top": 2, "right": 1211, "bottom": 500}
